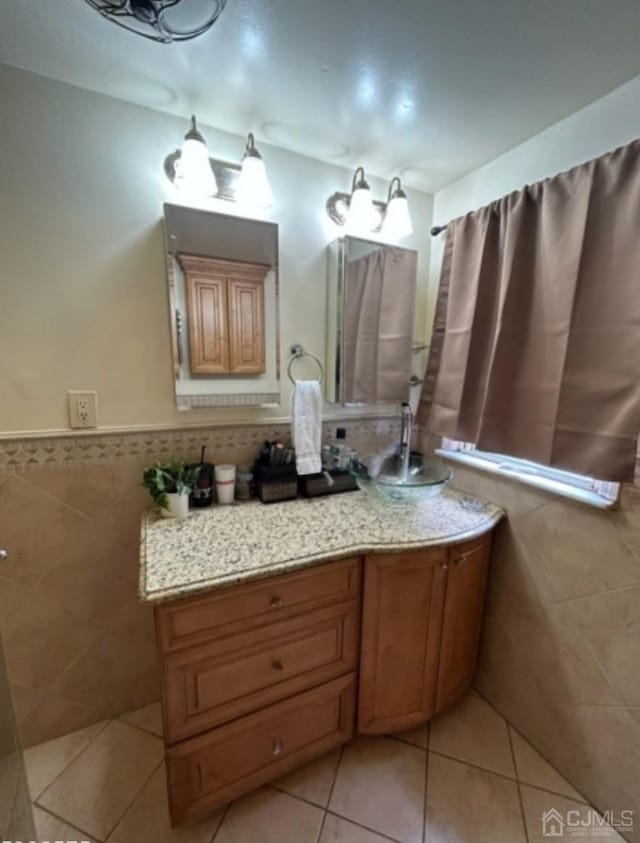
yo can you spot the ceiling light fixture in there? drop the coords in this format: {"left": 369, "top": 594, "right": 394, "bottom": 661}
{"left": 235, "top": 133, "right": 273, "bottom": 210}
{"left": 164, "top": 120, "right": 273, "bottom": 210}
{"left": 326, "top": 169, "right": 413, "bottom": 242}
{"left": 381, "top": 177, "right": 413, "bottom": 239}
{"left": 83, "top": 0, "right": 227, "bottom": 44}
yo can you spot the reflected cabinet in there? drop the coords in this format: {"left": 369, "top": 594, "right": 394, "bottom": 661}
{"left": 164, "top": 204, "right": 280, "bottom": 410}
{"left": 181, "top": 255, "right": 266, "bottom": 376}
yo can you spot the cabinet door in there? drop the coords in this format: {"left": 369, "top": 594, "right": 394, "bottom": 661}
{"left": 435, "top": 536, "right": 492, "bottom": 714}
{"left": 185, "top": 272, "right": 229, "bottom": 375}
{"left": 227, "top": 276, "right": 265, "bottom": 374}
{"left": 358, "top": 549, "right": 448, "bottom": 734}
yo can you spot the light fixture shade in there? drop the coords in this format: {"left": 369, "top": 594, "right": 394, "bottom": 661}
{"left": 382, "top": 177, "right": 413, "bottom": 240}
{"left": 235, "top": 134, "right": 273, "bottom": 209}
{"left": 345, "top": 167, "right": 376, "bottom": 234}
{"left": 173, "top": 116, "right": 217, "bottom": 197}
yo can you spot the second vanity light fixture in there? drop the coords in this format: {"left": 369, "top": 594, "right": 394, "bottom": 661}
{"left": 164, "top": 116, "right": 273, "bottom": 210}
{"left": 326, "top": 167, "right": 414, "bottom": 241}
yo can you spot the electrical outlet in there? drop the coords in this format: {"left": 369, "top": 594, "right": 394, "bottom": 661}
{"left": 67, "top": 391, "right": 98, "bottom": 429}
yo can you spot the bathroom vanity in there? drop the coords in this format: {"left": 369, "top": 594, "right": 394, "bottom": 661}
{"left": 140, "top": 490, "right": 501, "bottom": 825}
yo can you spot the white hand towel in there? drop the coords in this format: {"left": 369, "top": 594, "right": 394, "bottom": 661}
{"left": 292, "top": 379, "right": 322, "bottom": 475}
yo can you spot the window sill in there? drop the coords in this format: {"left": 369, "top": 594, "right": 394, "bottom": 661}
{"left": 436, "top": 449, "right": 617, "bottom": 510}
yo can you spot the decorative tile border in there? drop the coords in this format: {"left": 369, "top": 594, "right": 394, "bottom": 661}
{"left": 0, "top": 418, "right": 401, "bottom": 472}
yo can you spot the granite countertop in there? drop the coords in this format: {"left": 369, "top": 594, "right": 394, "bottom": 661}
{"left": 139, "top": 487, "right": 503, "bottom": 604}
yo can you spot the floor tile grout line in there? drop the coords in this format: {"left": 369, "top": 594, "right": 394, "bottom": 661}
{"left": 422, "top": 735, "right": 430, "bottom": 843}
{"left": 31, "top": 718, "right": 112, "bottom": 804}
{"left": 470, "top": 686, "right": 591, "bottom": 805}
{"left": 210, "top": 801, "right": 231, "bottom": 842}
{"left": 324, "top": 809, "right": 405, "bottom": 843}
{"left": 102, "top": 756, "right": 165, "bottom": 842}
{"left": 507, "top": 723, "right": 530, "bottom": 843}
{"left": 427, "top": 747, "right": 519, "bottom": 784}
{"left": 32, "top": 803, "right": 99, "bottom": 843}
{"left": 387, "top": 733, "right": 428, "bottom": 750}
{"left": 315, "top": 743, "right": 345, "bottom": 842}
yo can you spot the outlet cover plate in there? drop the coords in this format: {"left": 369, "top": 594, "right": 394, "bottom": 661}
{"left": 67, "top": 391, "right": 98, "bottom": 429}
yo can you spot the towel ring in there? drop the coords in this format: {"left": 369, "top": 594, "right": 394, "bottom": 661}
{"left": 287, "top": 344, "right": 325, "bottom": 385}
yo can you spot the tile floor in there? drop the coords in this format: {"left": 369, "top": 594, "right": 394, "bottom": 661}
{"left": 23, "top": 692, "right": 626, "bottom": 843}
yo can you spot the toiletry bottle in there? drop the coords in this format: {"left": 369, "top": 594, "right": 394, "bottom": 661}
{"left": 327, "top": 428, "right": 353, "bottom": 471}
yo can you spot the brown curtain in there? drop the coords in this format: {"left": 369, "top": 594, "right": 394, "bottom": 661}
{"left": 343, "top": 246, "right": 416, "bottom": 404}
{"left": 418, "top": 139, "right": 640, "bottom": 482}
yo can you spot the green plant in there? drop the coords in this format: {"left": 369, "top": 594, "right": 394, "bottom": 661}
{"left": 142, "top": 459, "right": 202, "bottom": 510}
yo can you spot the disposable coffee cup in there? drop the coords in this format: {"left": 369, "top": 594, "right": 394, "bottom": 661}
{"left": 215, "top": 464, "right": 236, "bottom": 505}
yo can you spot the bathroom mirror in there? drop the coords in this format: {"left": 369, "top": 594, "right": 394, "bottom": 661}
{"left": 163, "top": 204, "right": 280, "bottom": 409}
{"left": 326, "top": 236, "right": 417, "bottom": 405}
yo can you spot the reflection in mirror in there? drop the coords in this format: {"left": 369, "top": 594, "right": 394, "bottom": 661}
{"left": 163, "top": 204, "right": 280, "bottom": 409}
{"left": 326, "top": 237, "right": 417, "bottom": 405}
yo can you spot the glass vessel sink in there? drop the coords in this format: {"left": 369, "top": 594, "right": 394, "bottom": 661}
{"left": 349, "top": 452, "right": 453, "bottom": 505}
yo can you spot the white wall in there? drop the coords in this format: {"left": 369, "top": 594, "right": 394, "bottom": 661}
{"left": 0, "top": 64, "right": 433, "bottom": 435}
{"left": 428, "top": 73, "right": 640, "bottom": 332}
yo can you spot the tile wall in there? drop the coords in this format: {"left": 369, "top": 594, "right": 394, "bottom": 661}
{"left": 0, "top": 418, "right": 399, "bottom": 748}
{"left": 423, "top": 451, "right": 640, "bottom": 843}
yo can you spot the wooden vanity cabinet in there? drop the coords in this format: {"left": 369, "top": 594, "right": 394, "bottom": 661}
{"left": 154, "top": 533, "right": 493, "bottom": 825}
{"left": 357, "top": 535, "right": 492, "bottom": 734}
{"left": 358, "top": 547, "right": 448, "bottom": 734}
{"left": 180, "top": 254, "right": 267, "bottom": 376}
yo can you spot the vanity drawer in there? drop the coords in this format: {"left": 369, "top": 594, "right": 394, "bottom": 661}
{"left": 155, "top": 557, "right": 361, "bottom": 653}
{"left": 162, "top": 601, "right": 359, "bottom": 743}
{"left": 166, "top": 673, "right": 356, "bottom": 824}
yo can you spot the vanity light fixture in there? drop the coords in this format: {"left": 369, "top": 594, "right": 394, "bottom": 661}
{"left": 235, "top": 133, "right": 273, "bottom": 210}
{"left": 381, "top": 177, "right": 413, "bottom": 239}
{"left": 326, "top": 169, "right": 413, "bottom": 241}
{"left": 170, "top": 116, "right": 218, "bottom": 197}
{"left": 344, "top": 167, "right": 376, "bottom": 235}
{"left": 83, "top": 0, "right": 227, "bottom": 44}
{"left": 165, "top": 121, "right": 273, "bottom": 209}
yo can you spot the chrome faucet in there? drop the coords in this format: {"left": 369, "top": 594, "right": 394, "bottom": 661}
{"left": 399, "top": 402, "right": 413, "bottom": 481}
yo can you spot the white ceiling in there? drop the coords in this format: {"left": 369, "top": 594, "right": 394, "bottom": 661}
{"left": 1, "top": 0, "right": 639, "bottom": 191}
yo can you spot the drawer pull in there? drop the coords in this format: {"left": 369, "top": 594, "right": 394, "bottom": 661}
{"left": 272, "top": 659, "right": 284, "bottom": 671}
{"left": 272, "top": 738, "right": 284, "bottom": 756}
{"left": 454, "top": 556, "right": 467, "bottom": 568}
{"left": 270, "top": 595, "right": 283, "bottom": 608}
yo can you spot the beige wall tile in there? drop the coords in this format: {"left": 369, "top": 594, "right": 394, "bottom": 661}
{"left": 0, "top": 474, "right": 90, "bottom": 587}
{"left": 513, "top": 499, "right": 640, "bottom": 601}
{"left": 18, "top": 689, "right": 104, "bottom": 749}
{"left": 484, "top": 519, "right": 560, "bottom": 619}
{"left": 425, "top": 753, "right": 526, "bottom": 843}
{"left": 16, "top": 461, "right": 142, "bottom": 519}
{"left": 429, "top": 694, "right": 515, "bottom": 778}
{"left": 119, "top": 702, "right": 163, "bottom": 737}
{"left": 272, "top": 747, "right": 341, "bottom": 807}
{"left": 612, "top": 485, "right": 640, "bottom": 560}
{"left": 215, "top": 786, "right": 323, "bottom": 843}
{"left": 329, "top": 736, "right": 425, "bottom": 843}
{"left": 565, "top": 585, "right": 640, "bottom": 705}
{"left": 37, "top": 720, "right": 163, "bottom": 841}
{"left": 448, "top": 463, "right": 552, "bottom": 518}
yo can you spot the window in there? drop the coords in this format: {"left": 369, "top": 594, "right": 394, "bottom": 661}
{"left": 437, "top": 438, "right": 620, "bottom": 509}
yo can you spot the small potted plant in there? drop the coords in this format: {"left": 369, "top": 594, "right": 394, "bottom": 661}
{"left": 143, "top": 459, "right": 201, "bottom": 519}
